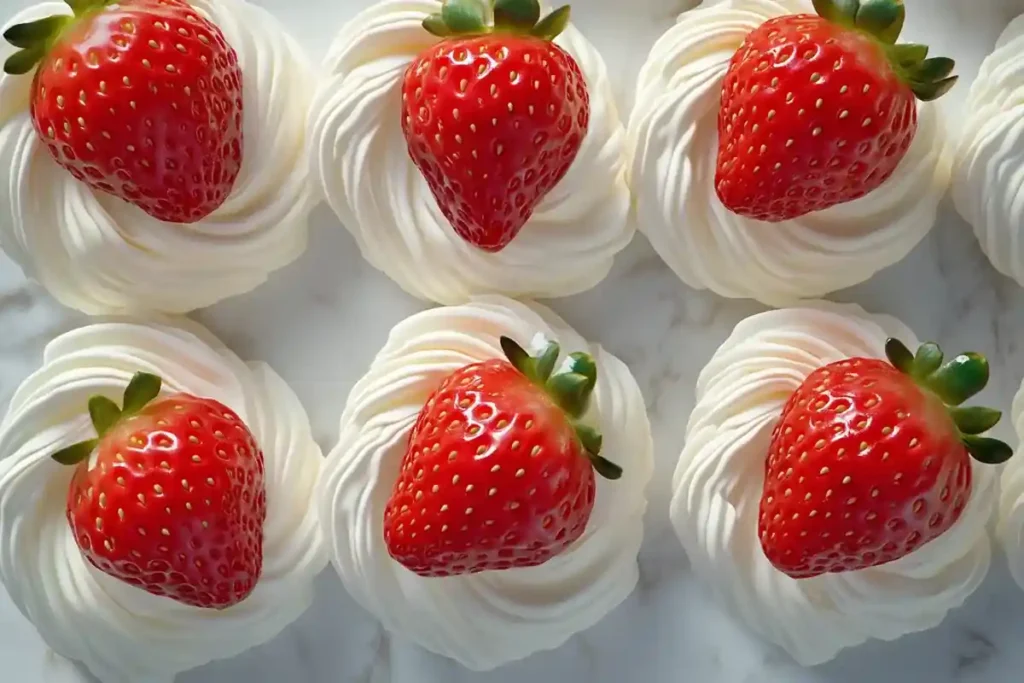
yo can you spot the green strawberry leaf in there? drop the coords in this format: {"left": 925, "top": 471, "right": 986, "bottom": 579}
{"left": 441, "top": 0, "right": 487, "bottom": 34}
{"left": 909, "top": 57, "right": 956, "bottom": 83}
{"left": 566, "top": 351, "right": 597, "bottom": 394}
{"left": 3, "top": 46, "right": 44, "bottom": 75}
{"left": 891, "top": 43, "right": 929, "bottom": 68}
{"left": 88, "top": 396, "right": 121, "bottom": 437}
{"left": 493, "top": 0, "right": 541, "bottom": 31}
{"left": 910, "top": 75, "right": 958, "bottom": 102}
{"left": 856, "top": 0, "right": 906, "bottom": 43}
{"left": 952, "top": 406, "right": 1002, "bottom": 436}
{"left": 913, "top": 342, "right": 943, "bottom": 377}
{"left": 530, "top": 5, "right": 570, "bottom": 41}
{"left": 422, "top": 13, "right": 453, "bottom": 37}
{"left": 3, "top": 15, "right": 66, "bottom": 48}
{"left": 884, "top": 338, "right": 915, "bottom": 375}
{"left": 963, "top": 435, "right": 1014, "bottom": 465}
{"left": 548, "top": 372, "right": 590, "bottom": 419}
{"left": 52, "top": 438, "right": 98, "bottom": 466}
{"left": 812, "top": 0, "right": 860, "bottom": 25}
{"left": 122, "top": 372, "right": 162, "bottom": 415}
{"left": 533, "top": 341, "right": 560, "bottom": 383}
{"left": 927, "top": 352, "right": 988, "bottom": 406}
{"left": 576, "top": 424, "right": 621, "bottom": 479}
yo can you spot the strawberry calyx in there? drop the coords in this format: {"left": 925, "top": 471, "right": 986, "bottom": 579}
{"left": 884, "top": 338, "right": 1013, "bottom": 465}
{"left": 3, "top": 0, "right": 113, "bottom": 75}
{"left": 422, "top": 0, "right": 570, "bottom": 41}
{"left": 810, "top": 0, "right": 958, "bottom": 101}
{"left": 499, "top": 335, "right": 622, "bottom": 480}
{"left": 51, "top": 371, "right": 163, "bottom": 466}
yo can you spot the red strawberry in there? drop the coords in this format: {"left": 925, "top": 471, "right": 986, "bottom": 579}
{"left": 3, "top": 0, "right": 243, "bottom": 224}
{"left": 759, "top": 339, "right": 1012, "bottom": 579}
{"left": 383, "top": 336, "right": 622, "bottom": 576}
{"left": 714, "top": 0, "right": 958, "bottom": 222}
{"left": 54, "top": 372, "right": 266, "bottom": 609}
{"left": 400, "top": 0, "right": 588, "bottom": 252}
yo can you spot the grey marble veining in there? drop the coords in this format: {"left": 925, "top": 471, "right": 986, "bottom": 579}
{"left": 4, "top": 0, "right": 1024, "bottom": 681}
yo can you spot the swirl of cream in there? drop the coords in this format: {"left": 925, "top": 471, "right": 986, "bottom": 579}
{"left": 0, "top": 319, "right": 326, "bottom": 683}
{"left": 952, "top": 15, "right": 1024, "bottom": 287}
{"left": 0, "top": 0, "right": 317, "bottom": 315}
{"left": 997, "top": 375, "right": 1024, "bottom": 590}
{"left": 308, "top": 1, "right": 632, "bottom": 305}
{"left": 318, "top": 296, "right": 653, "bottom": 670}
{"left": 627, "top": 0, "right": 951, "bottom": 307}
{"left": 670, "top": 303, "right": 996, "bottom": 665}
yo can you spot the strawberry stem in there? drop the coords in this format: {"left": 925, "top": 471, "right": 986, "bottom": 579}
{"left": 422, "top": 0, "right": 570, "bottom": 41}
{"left": 884, "top": 339, "right": 1013, "bottom": 465}
{"left": 51, "top": 372, "right": 164, "bottom": 466}
{"left": 499, "top": 336, "right": 622, "bottom": 480}
{"left": 809, "top": 0, "right": 957, "bottom": 102}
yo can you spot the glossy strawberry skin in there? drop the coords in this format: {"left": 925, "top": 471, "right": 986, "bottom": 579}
{"left": 400, "top": 35, "right": 589, "bottom": 251}
{"left": 759, "top": 358, "right": 972, "bottom": 578}
{"left": 30, "top": 0, "right": 243, "bottom": 223}
{"left": 66, "top": 394, "right": 266, "bottom": 608}
{"left": 383, "top": 359, "right": 596, "bottom": 576}
{"left": 715, "top": 14, "right": 917, "bottom": 222}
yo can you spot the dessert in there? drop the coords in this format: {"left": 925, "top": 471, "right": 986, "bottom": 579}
{"left": 671, "top": 304, "right": 1004, "bottom": 665}
{"left": 309, "top": 0, "right": 632, "bottom": 304}
{"left": 951, "top": 14, "right": 1024, "bottom": 287}
{"left": 400, "top": 0, "right": 588, "bottom": 252}
{"left": 318, "top": 296, "right": 653, "bottom": 669}
{"left": 0, "top": 319, "right": 325, "bottom": 682}
{"left": 0, "top": 0, "right": 316, "bottom": 315}
{"left": 628, "top": 0, "right": 952, "bottom": 306}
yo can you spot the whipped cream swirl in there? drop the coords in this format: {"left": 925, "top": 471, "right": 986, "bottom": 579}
{"left": 0, "top": 0, "right": 317, "bottom": 315}
{"left": 627, "top": 0, "right": 951, "bottom": 306}
{"left": 318, "top": 296, "right": 653, "bottom": 670}
{"left": 0, "top": 320, "right": 326, "bottom": 683}
{"left": 997, "top": 373, "right": 1024, "bottom": 591}
{"left": 671, "top": 304, "right": 995, "bottom": 665}
{"left": 308, "top": 1, "right": 632, "bottom": 305}
{"left": 952, "top": 15, "right": 1024, "bottom": 286}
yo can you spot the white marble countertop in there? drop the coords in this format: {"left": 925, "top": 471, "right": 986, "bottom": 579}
{"left": 4, "top": 0, "right": 1024, "bottom": 681}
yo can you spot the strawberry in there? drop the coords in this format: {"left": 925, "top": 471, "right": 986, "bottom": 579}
{"left": 3, "top": 0, "right": 243, "bottom": 224}
{"left": 714, "top": 0, "right": 958, "bottom": 222}
{"left": 53, "top": 372, "right": 266, "bottom": 609}
{"left": 400, "top": 0, "right": 589, "bottom": 252}
{"left": 759, "top": 339, "right": 1012, "bottom": 579}
{"left": 383, "top": 336, "right": 622, "bottom": 576}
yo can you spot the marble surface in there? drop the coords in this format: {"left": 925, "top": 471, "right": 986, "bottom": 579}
{"left": 4, "top": 0, "right": 1024, "bottom": 681}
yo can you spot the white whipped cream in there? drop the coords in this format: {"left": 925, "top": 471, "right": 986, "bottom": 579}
{"left": 0, "top": 0, "right": 317, "bottom": 315}
{"left": 997, "top": 374, "right": 1024, "bottom": 591}
{"left": 318, "top": 296, "right": 653, "bottom": 670}
{"left": 308, "top": 0, "right": 633, "bottom": 305}
{"left": 0, "top": 320, "right": 326, "bottom": 683}
{"left": 671, "top": 303, "right": 995, "bottom": 665}
{"left": 952, "top": 15, "right": 1024, "bottom": 286}
{"left": 627, "top": 0, "right": 951, "bottom": 306}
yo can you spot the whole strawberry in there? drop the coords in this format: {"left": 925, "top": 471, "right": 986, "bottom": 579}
{"left": 383, "top": 336, "right": 622, "bottom": 576}
{"left": 54, "top": 372, "right": 266, "bottom": 609}
{"left": 714, "top": 0, "right": 957, "bottom": 222}
{"left": 759, "top": 339, "right": 1012, "bottom": 579}
{"left": 401, "top": 0, "right": 588, "bottom": 252}
{"left": 3, "top": 0, "right": 243, "bottom": 224}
